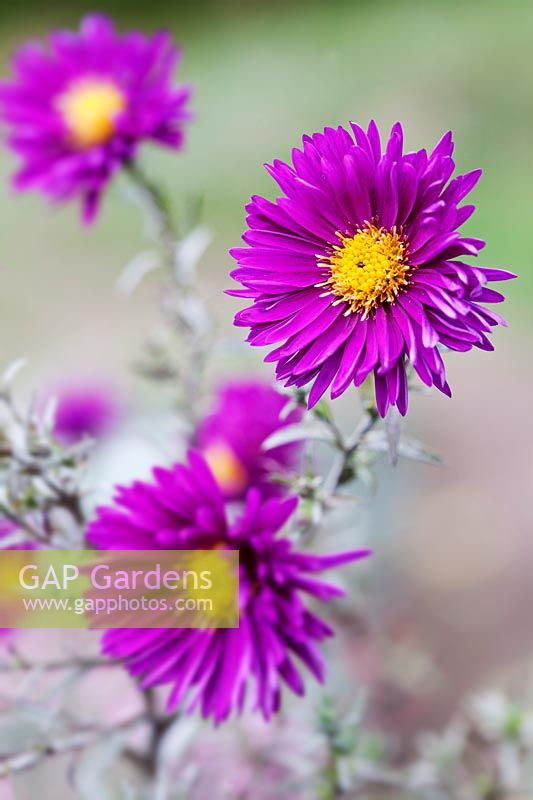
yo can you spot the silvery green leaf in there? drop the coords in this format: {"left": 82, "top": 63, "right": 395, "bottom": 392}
{"left": 383, "top": 407, "right": 401, "bottom": 466}
{"left": 73, "top": 732, "right": 127, "bottom": 800}
{"left": 497, "top": 740, "right": 521, "bottom": 789}
{"left": 364, "top": 431, "right": 442, "bottom": 466}
{"left": 296, "top": 496, "right": 323, "bottom": 531}
{"left": 116, "top": 251, "right": 161, "bottom": 295}
{"left": 2, "top": 359, "right": 27, "bottom": 388}
{"left": 356, "top": 463, "right": 378, "bottom": 493}
{"left": 0, "top": 709, "right": 54, "bottom": 755}
{"left": 37, "top": 395, "right": 58, "bottom": 435}
{"left": 118, "top": 784, "right": 142, "bottom": 800}
{"left": 155, "top": 716, "right": 199, "bottom": 798}
{"left": 262, "top": 422, "right": 336, "bottom": 451}
{"left": 174, "top": 226, "right": 212, "bottom": 282}
{"left": 159, "top": 715, "right": 198, "bottom": 765}
{"left": 397, "top": 437, "right": 443, "bottom": 466}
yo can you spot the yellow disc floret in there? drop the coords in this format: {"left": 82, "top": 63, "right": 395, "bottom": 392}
{"left": 57, "top": 79, "right": 126, "bottom": 148}
{"left": 318, "top": 224, "right": 411, "bottom": 318}
{"left": 203, "top": 442, "right": 248, "bottom": 496}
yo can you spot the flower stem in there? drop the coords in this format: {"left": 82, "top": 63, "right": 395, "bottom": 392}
{"left": 322, "top": 401, "right": 381, "bottom": 496}
{"left": 0, "top": 713, "right": 146, "bottom": 778}
{"left": 124, "top": 161, "right": 214, "bottom": 426}
{"left": 125, "top": 161, "right": 178, "bottom": 276}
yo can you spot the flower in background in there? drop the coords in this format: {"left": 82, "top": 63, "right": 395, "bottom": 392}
{"left": 0, "top": 519, "right": 36, "bottom": 551}
{"left": 51, "top": 381, "right": 120, "bottom": 444}
{"left": 229, "top": 121, "right": 515, "bottom": 416}
{"left": 88, "top": 451, "right": 369, "bottom": 723}
{"left": 0, "top": 14, "right": 191, "bottom": 221}
{"left": 196, "top": 378, "right": 303, "bottom": 500}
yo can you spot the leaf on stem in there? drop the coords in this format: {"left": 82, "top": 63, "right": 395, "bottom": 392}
{"left": 365, "top": 432, "right": 443, "bottom": 466}
{"left": 262, "top": 421, "right": 337, "bottom": 451}
{"left": 2, "top": 358, "right": 28, "bottom": 388}
{"left": 116, "top": 251, "right": 161, "bottom": 295}
{"left": 383, "top": 407, "right": 401, "bottom": 466}
{"left": 174, "top": 226, "right": 212, "bottom": 284}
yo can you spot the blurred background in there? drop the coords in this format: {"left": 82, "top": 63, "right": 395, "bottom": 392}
{"left": 0, "top": 0, "right": 532, "bottom": 796}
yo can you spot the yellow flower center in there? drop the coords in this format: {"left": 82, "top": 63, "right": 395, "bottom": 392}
{"left": 203, "top": 442, "right": 248, "bottom": 496}
{"left": 318, "top": 224, "right": 411, "bottom": 318}
{"left": 57, "top": 79, "right": 126, "bottom": 148}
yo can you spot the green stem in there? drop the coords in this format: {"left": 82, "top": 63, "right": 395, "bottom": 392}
{"left": 124, "top": 161, "right": 214, "bottom": 426}
{"left": 321, "top": 756, "right": 343, "bottom": 800}
{"left": 321, "top": 401, "right": 381, "bottom": 495}
{"left": 124, "top": 161, "right": 179, "bottom": 279}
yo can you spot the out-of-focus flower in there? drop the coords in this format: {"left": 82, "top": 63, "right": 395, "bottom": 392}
{"left": 0, "top": 14, "right": 191, "bottom": 221}
{"left": 50, "top": 382, "right": 120, "bottom": 444}
{"left": 229, "top": 121, "right": 515, "bottom": 416}
{"left": 196, "top": 378, "right": 303, "bottom": 500}
{"left": 0, "top": 519, "right": 36, "bottom": 551}
{"left": 87, "top": 451, "right": 369, "bottom": 723}
{"left": 0, "top": 518, "right": 38, "bottom": 579}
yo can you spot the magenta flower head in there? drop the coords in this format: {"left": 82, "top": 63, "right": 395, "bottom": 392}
{"left": 0, "top": 519, "right": 36, "bottom": 551}
{"left": 0, "top": 14, "right": 191, "bottom": 222}
{"left": 87, "top": 451, "right": 369, "bottom": 723}
{"left": 229, "top": 121, "right": 515, "bottom": 416}
{"left": 51, "top": 381, "right": 120, "bottom": 444}
{"left": 196, "top": 378, "right": 303, "bottom": 500}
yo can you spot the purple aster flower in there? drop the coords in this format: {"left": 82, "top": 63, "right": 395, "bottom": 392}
{"left": 196, "top": 378, "right": 303, "bottom": 500}
{"left": 0, "top": 14, "right": 191, "bottom": 222}
{"left": 0, "top": 519, "right": 36, "bottom": 551}
{"left": 51, "top": 381, "right": 120, "bottom": 444}
{"left": 229, "top": 121, "right": 515, "bottom": 417}
{"left": 87, "top": 451, "right": 369, "bottom": 723}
